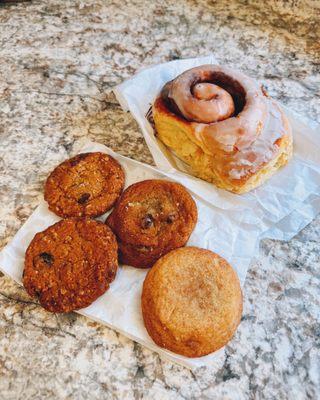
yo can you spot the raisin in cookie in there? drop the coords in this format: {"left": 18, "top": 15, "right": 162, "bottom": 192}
{"left": 106, "top": 179, "right": 197, "bottom": 268}
{"left": 44, "top": 152, "right": 125, "bottom": 218}
{"left": 23, "top": 218, "right": 118, "bottom": 313}
{"left": 141, "top": 247, "right": 243, "bottom": 357}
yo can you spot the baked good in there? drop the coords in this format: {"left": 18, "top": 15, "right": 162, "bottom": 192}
{"left": 152, "top": 65, "right": 293, "bottom": 194}
{"left": 44, "top": 152, "right": 125, "bottom": 218}
{"left": 141, "top": 247, "right": 242, "bottom": 357}
{"left": 106, "top": 179, "right": 197, "bottom": 268}
{"left": 23, "top": 218, "right": 118, "bottom": 313}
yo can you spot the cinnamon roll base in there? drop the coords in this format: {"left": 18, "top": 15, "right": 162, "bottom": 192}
{"left": 153, "top": 96, "right": 293, "bottom": 194}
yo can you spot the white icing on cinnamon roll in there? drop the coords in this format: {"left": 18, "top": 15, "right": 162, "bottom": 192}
{"left": 161, "top": 65, "right": 288, "bottom": 181}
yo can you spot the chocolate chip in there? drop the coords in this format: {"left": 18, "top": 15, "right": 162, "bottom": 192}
{"left": 39, "top": 252, "right": 54, "bottom": 266}
{"left": 141, "top": 214, "right": 154, "bottom": 229}
{"left": 70, "top": 153, "right": 89, "bottom": 167}
{"left": 107, "top": 269, "right": 116, "bottom": 280}
{"left": 78, "top": 193, "right": 90, "bottom": 204}
{"left": 166, "top": 213, "right": 177, "bottom": 224}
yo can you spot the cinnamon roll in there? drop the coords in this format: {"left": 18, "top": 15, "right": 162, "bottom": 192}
{"left": 152, "top": 65, "right": 293, "bottom": 194}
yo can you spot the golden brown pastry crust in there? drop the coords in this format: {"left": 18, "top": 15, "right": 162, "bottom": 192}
{"left": 153, "top": 65, "right": 293, "bottom": 194}
{"left": 106, "top": 179, "right": 197, "bottom": 268}
{"left": 141, "top": 247, "right": 243, "bottom": 357}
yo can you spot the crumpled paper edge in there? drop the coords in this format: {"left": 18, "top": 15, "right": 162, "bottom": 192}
{"left": 113, "top": 56, "right": 320, "bottom": 242}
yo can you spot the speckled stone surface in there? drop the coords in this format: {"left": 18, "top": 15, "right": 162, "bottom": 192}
{"left": 0, "top": 1, "right": 319, "bottom": 399}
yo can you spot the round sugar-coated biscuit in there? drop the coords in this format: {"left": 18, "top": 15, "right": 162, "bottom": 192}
{"left": 106, "top": 179, "right": 197, "bottom": 268}
{"left": 141, "top": 247, "right": 243, "bottom": 357}
{"left": 23, "top": 218, "right": 118, "bottom": 313}
{"left": 44, "top": 152, "right": 125, "bottom": 218}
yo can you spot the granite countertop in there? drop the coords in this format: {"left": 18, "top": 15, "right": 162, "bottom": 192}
{"left": 0, "top": 1, "right": 319, "bottom": 399}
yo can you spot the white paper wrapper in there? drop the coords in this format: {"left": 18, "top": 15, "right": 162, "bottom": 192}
{"left": 0, "top": 141, "right": 262, "bottom": 369}
{"left": 114, "top": 56, "right": 320, "bottom": 241}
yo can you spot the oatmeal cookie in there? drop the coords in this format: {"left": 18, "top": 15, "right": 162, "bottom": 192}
{"left": 44, "top": 152, "right": 125, "bottom": 218}
{"left": 23, "top": 218, "right": 118, "bottom": 313}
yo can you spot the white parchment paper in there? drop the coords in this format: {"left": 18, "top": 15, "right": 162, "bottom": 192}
{"left": 0, "top": 141, "right": 262, "bottom": 369}
{"left": 114, "top": 56, "right": 320, "bottom": 241}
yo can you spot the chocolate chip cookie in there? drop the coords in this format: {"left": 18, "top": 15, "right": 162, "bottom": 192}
{"left": 23, "top": 218, "right": 118, "bottom": 313}
{"left": 141, "top": 247, "right": 243, "bottom": 357}
{"left": 106, "top": 179, "right": 197, "bottom": 268}
{"left": 44, "top": 152, "right": 125, "bottom": 218}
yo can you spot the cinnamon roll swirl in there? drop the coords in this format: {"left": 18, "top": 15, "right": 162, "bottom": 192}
{"left": 152, "top": 65, "right": 293, "bottom": 194}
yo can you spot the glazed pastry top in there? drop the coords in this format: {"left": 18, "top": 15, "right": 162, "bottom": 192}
{"left": 161, "top": 65, "right": 291, "bottom": 181}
